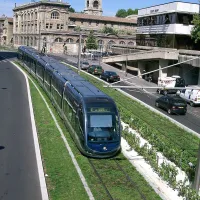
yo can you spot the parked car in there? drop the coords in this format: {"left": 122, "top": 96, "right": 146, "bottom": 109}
{"left": 155, "top": 95, "right": 187, "bottom": 115}
{"left": 81, "top": 61, "right": 90, "bottom": 70}
{"left": 100, "top": 71, "right": 120, "bottom": 82}
{"left": 87, "top": 65, "right": 104, "bottom": 75}
{"left": 179, "top": 87, "right": 200, "bottom": 107}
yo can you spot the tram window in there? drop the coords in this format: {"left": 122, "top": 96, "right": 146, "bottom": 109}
{"left": 90, "top": 115, "right": 112, "bottom": 128}
{"left": 79, "top": 109, "right": 84, "bottom": 130}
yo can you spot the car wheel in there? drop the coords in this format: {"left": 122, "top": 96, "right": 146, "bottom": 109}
{"left": 183, "top": 112, "right": 186, "bottom": 115}
{"left": 155, "top": 102, "right": 159, "bottom": 108}
{"left": 106, "top": 78, "right": 109, "bottom": 82}
{"left": 168, "top": 108, "right": 172, "bottom": 115}
{"left": 190, "top": 101, "right": 194, "bottom": 107}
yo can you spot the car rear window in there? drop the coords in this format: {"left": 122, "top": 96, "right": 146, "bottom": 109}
{"left": 173, "top": 99, "right": 186, "bottom": 105}
{"left": 109, "top": 72, "right": 117, "bottom": 75}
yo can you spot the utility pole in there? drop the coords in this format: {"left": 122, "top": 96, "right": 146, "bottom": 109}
{"left": 77, "top": 33, "right": 82, "bottom": 75}
{"left": 193, "top": 143, "right": 200, "bottom": 192}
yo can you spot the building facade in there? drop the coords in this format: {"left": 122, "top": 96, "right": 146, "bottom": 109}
{"left": 84, "top": 0, "right": 103, "bottom": 16}
{"left": 0, "top": 16, "right": 13, "bottom": 46}
{"left": 13, "top": 1, "right": 137, "bottom": 54}
{"left": 136, "top": 2, "right": 199, "bottom": 49}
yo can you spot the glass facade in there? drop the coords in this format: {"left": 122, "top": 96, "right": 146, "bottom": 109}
{"left": 136, "top": 12, "right": 200, "bottom": 49}
{"left": 137, "top": 12, "right": 194, "bottom": 26}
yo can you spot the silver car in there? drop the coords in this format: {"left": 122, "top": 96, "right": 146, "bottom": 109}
{"left": 81, "top": 61, "right": 90, "bottom": 70}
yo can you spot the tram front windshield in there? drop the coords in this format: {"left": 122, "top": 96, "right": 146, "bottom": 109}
{"left": 86, "top": 102, "right": 120, "bottom": 143}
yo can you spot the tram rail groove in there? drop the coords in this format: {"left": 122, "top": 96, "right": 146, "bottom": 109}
{"left": 113, "top": 159, "right": 147, "bottom": 200}
{"left": 88, "top": 159, "right": 114, "bottom": 200}
{"left": 88, "top": 158, "right": 148, "bottom": 200}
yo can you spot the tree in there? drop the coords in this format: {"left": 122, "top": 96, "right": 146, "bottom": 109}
{"left": 116, "top": 9, "right": 127, "bottom": 18}
{"left": 101, "top": 26, "right": 118, "bottom": 35}
{"left": 116, "top": 8, "right": 138, "bottom": 18}
{"left": 127, "top": 8, "right": 138, "bottom": 15}
{"left": 69, "top": 7, "right": 75, "bottom": 13}
{"left": 86, "top": 31, "right": 98, "bottom": 50}
{"left": 191, "top": 14, "right": 200, "bottom": 43}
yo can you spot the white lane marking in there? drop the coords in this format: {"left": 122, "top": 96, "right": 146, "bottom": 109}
{"left": 11, "top": 62, "right": 49, "bottom": 200}
{"left": 12, "top": 62, "right": 95, "bottom": 200}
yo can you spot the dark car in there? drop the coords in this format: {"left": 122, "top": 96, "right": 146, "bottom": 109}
{"left": 155, "top": 95, "right": 187, "bottom": 115}
{"left": 87, "top": 65, "right": 104, "bottom": 75}
{"left": 100, "top": 71, "right": 120, "bottom": 82}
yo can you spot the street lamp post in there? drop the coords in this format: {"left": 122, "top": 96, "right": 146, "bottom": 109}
{"left": 77, "top": 33, "right": 82, "bottom": 74}
{"left": 38, "top": 21, "right": 41, "bottom": 51}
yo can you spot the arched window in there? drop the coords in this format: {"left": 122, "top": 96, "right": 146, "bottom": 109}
{"left": 93, "top": 1, "right": 99, "bottom": 9}
{"left": 87, "top": 0, "right": 89, "bottom": 7}
{"left": 51, "top": 11, "right": 59, "bottom": 19}
{"left": 55, "top": 37, "right": 63, "bottom": 43}
{"left": 28, "top": 13, "right": 30, "bottom": 20}
{"left": 107, "top": 40, "right": 115, "bottom": 49}
{"left": 128, "top": 41, "right": 135, "bottom": 46}
{"left": 98, "top": 40, "right": 104, "bottom": 50}
{"left": 35, "top": 12, "right": 37, "bottom": 20}
{"left": 119, "top": 41, "right": 125, "bottom": 45}
{"left": 35, "top": 37, "right": 37, "bottom": 46}
{"left": 15, "top": 36, "right": 18, "bottom": 45}
{"left": 20, "top": 37, "right": 24, "bottom": 45}
{"left": 31, "top": 13, "right": 33, "bottom": 20}
{"left": 30, "top": 37, "right": 33, "bottom": 46}
{"left": 66, "top": 38, "right": 74, "bottom": 43}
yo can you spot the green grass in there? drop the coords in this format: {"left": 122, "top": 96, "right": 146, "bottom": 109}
{"left": 14, "top": 61, "right": 161, "bottom": 200}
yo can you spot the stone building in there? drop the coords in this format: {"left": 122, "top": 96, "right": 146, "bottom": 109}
{"left": 0, "top": 16, "right": 13, "bottom": 46}
{"left": 13, "top": 0, "right": 137, "bottom": 54}
{"left": 84, "top": 0, "right": 103, "bottom": 16}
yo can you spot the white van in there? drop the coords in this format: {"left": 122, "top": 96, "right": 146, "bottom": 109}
{"left": 179, "top": 86, "right": 200, "bottom": 106}
{"left": 157, "top": 75, "right": 185, "bottom": 95}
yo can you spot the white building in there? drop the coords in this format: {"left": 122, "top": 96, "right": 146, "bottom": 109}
{"left": 136, "top": 1, "right": 199, "bottom": 49}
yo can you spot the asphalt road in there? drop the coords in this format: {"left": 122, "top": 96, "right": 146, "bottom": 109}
{"left": 50, "top": 53, "right": 200, "bottom": 135}
{"left": 0, "top": 52, "right": 42, "bottom": 200}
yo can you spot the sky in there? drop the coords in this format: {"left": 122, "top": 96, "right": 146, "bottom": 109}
{"left": 0, "top": 0, "right": 199, "bottom": 17}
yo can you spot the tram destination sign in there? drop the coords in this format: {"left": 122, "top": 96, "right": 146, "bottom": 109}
{"left": 89, "top": 107, "right": 111, "bottom": 113}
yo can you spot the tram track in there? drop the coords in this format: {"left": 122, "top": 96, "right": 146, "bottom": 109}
{"left": 88, "top": 157, "right": 147, "bottom": 200}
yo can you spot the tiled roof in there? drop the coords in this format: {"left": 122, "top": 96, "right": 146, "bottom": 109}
{"left": 7, "top": 18, "right": 13, "bottom": 23}
{"left": 70, "top": 13, "right": 137, "bottom": 24}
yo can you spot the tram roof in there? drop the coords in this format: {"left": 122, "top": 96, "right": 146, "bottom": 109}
{"left": 19, "top": 46, "right": 108, "bottom": 98}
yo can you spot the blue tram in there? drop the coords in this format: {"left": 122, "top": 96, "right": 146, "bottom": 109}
{"left": 18, "top": 46, "right": 121, "bottom": 158}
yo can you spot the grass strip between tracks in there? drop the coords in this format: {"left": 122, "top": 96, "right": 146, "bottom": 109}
{"left": 14, "top": 61, "right": 161, "bottom": 200}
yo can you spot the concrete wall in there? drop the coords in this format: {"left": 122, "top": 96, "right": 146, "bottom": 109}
{"left": 180, "top": 64, "right": 199, "bottom": 85}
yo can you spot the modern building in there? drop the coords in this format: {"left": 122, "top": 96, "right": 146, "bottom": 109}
{"left": 13, "top": 0, "right": 137, "bottom": 54}
{"left": 0, "top": 16, "right": 13, "bottom": 46}
{"left": 136, "top": 1, "right": 199, "bottom": 49}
